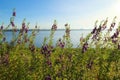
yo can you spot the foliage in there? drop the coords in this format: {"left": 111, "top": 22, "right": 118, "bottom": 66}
{"left": 0, "top": 9, "right": 120, "bottom": 80}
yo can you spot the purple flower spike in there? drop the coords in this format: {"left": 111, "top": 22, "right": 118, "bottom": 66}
{"left": 118, "top": 43, "right": 120, "bottom": 49}
{"left": 46, "top": 60, "right": 52, "bottom": 67}
{"left": 11, "top": 21, "right": 15, "bottom": 27}
{"left": 12, "top": 8, "right": 16, "bottom": 16}
{"left": 91, "top": 27, "right": 97, "bottom": 34}
{"left": 87, "top": 61, "right": 93, "bottom": 69}
{"left": 25, "top": 28, "right": 28, "bottom": 33}
{"left": 0, "top": 26, "right": 3, "bottom": 30}
{"left": 82, "top": 42, "right": 88, "bottom": 53}
{"left": 65, "top": 23, "right": 68, "bottom": 27}
{"left": 13, "top": 12, "right": 16, "bottom": 16}
{"left": 22, "top": 22, "right": 25, "bottom": 30}
{"left": 45, "top": 75, "right": 51, "bottom": 80}
{"left": 51, "top": 20, "right": 57, "bottom": 31}
{"left": 57, "top": 38, "right": 65, "bottom": 48}
{"left": 111, "top": 22, "right": 116, "bottom": 28}
{"left": 41, "top": 44, "right": 53, "bottom": 57}
{"left": 29, "top": 44, "right": 35, "bottom": 52}
{"left": 51, "top": 24, "right": 57, "bottom": 31}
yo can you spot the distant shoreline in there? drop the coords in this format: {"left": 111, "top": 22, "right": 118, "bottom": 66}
{"left": 3, "top": 29, "right": 92, "bottom": 31}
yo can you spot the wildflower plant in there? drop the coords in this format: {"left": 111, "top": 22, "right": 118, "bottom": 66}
{"left": 63, "top": 23, "right": 73, "bottom": 48}
{"left": 0, "top": 9, "right": 120, "bottom": 80}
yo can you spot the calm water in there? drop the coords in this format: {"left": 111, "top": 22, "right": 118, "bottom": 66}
{"left": 4, "top": 29, "right": 116, "bottom": 47}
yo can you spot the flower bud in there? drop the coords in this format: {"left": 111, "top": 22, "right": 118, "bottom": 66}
{"left": 12, "top": 8, "right": 16, "bottom": 16}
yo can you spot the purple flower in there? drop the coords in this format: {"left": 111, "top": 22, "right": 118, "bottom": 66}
{"left": 91, "top": 27, "right": 97, "bottom": 34}
{"left": 112, "top": 39, "right": 117, "bottom": 44}
{"left": 102, "top": 19, "right": 108, "bottom": 30}
{"left": 46, "top": 60, "right": 52, "bottom": 67}
{"left": 25, "top": 28, "right": 28, "bottom": 33}
{"left": 14, "top": 28, "right": 17, "bottom": 32}
{"left": 51, "top": 24, "right": 57, "bottom": 31}
{"left": 12, "top": 8, "right": 16, "bottom": 16}
{"left": 116, "top": 29, "right": 119, "bottom": 35}
{"left": 109, "top": 27, "right": 112, "bottom": 31}
{"left": 57, "top": 38, "right": 65, "bottom": 48}
{"left": 61, "top": 42, "right": 65, "bottom": 48}
{"left": 22, "top": 22, "right": 25, "bottom": 30}
{"left": 82, "top": 42, "right": 88, "bottom": 53}
{"left": 97, "top": 26, "right": 101, "bottom": 32}
{"left": 41, "top": 44, "right": 53, "bottom": 56}
{"left": 0, "top": 26, "right": 3, "bottom": 30}
{"left": 45, "top": 75, "right": 51, "bottom": 80}
{"left": 114, "top": 33, "right": 117, "bottom": 38}
{"left": 29, "top": 44, "right": 35, "bottom": 52}
{"left": 41, "top": 44, "right": 48, "bottom": 54}
{"left": 118, "top": 43, "right": 120, "bottom": 49}
{"left": 102, "top": 25, "right": 106, "bottom": 30}
{"left": 92, "top": 34, "right": 97, "bottom": 40}
{"left": 13, "top": 11, "right": 16, "bottom": 16}
{"left": 65, "top": 23, "right": 68, "bottom": 27}
{"left": 111, "top": 22, "right": 116, "bottom": 28}
{"left": 11, "top": 21, "right": 15, "bottom": 27}
{"left": 87, "top": 61, "right": 93, "bottom": 69}
{"left": 51, "top": 20, "right": 57, "bottom": 31}
{"left": 112, "top": 33, "right": 118, "bottom": 39}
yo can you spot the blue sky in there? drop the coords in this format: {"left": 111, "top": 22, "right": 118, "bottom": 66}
{"left": 0, "top": 0, "right": 120, "bottom": 29}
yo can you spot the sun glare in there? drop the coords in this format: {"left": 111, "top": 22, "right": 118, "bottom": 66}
{"left": 113, "top": 1, "right": 120, "bottom": 16}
